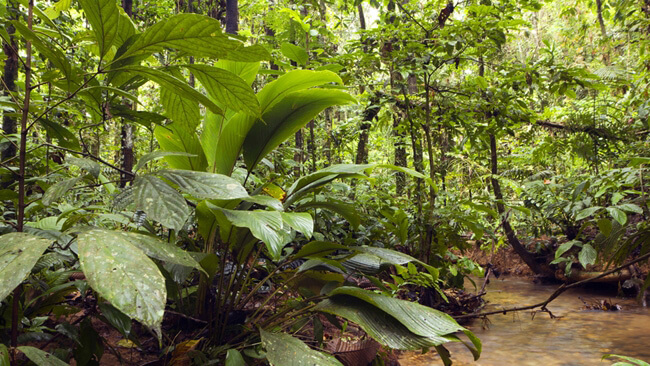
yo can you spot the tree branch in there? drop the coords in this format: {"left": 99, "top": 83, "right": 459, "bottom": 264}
{"left": 455, "top": 251, "right": 650, "bottom": 320}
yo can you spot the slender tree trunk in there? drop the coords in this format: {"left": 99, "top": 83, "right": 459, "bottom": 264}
{"left": 478, "top": 57, "right": 553, "bottom": 277}
{"left": 489, "top": 134, "right": 552, "bottom": 276}
{"left": 393, "top": 115, "right": 407, "bottom": 195}
{"left": 225, "top": 0, "right": 238, "bottom": 34}
{"left": 308, "top": 120, "right": 316, "bottom": 172}
{"left": 294, "top": 129, "right": 304, "bottom": 176}
{"left": 324, "top": 109, "right": 332, "bottom": 167}
{"left": 11, "top": 3, "right": 33, "bottom": 364}
{"left": 356, "top": 96, "right": 380, "bottom": 165}
{"left": 119, "top": 0, "right": 134, "bottom": 187}
{"left": 596, "top": 0, "right": 607, "bottom": 38}
{"left": 2, "top": 12, "right": 18, "bottom": 162}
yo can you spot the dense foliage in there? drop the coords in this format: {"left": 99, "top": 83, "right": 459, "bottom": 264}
{"left": 0, "top": 0, "right": 648, "bottom": 364}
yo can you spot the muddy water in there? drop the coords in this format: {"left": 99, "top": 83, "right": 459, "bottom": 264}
{"left": 400, "top": 277, "right": 650, "bottom": 365}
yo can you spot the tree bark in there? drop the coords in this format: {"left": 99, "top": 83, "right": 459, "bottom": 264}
{"left": 225, "top": 0, "right": 238, "bottom": 34}
{"left": 2, "top": 18, "right": 18, "bottom": 162}
{"left": 119, "top": 0, "right": 135, "bottom": 187}
{"left": 489, "top": 134, "right": 554, "bottom": 277}
{"left": 596, "top": 0, "right": 607, "bottom": 38}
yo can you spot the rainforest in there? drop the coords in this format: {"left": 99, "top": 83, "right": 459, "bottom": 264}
{"left": 0, "top": 0, "right": 649, "bottom": 365}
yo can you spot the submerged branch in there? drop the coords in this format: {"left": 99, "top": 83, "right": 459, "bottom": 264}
{"left": 455, "top": 251, "right": 650, "bottom": 320}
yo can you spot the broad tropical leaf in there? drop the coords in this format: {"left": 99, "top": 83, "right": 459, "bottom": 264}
{"left": 280, "top": 212, "right": 313, "bottom": 238}
{"left": 132, "top": 175, "right": 190, "bottom": 231}
{"left": 42, "top": 177, "right": 80, "bottom": 206}
{"left": 280, "top": 42, "right": 308, "bottom": 66}
{"left": 12, "top": 21, "right": 76, "bottom": 89}
{"left": 215, "top": 60, "right": 260, "bottom": 86}
{"left": 578, "top": 243, "right": 597, "bottom": 268}
{"left": 77, "top": 229, "right": 166, "bottom": 337}
{"left": 157, "top": 169, "right": 249, "bottom": 200}
{"left": 256, "top": 70, "right": 343, "bottom": 112}
{"left": 67, "top": 156, "right": 100, "bottom": 178}
{"left": 225, "top": 349, "right": 246, "bottom": 366}
{"left": 17, "top": 347, "right": 68, "bottom": 366}
{"left": 0, "top": 344, "right": 8, "bottom": 366}
{"left": 260, "top": 329, "right": 343, "bottom": 366}
{"left": 0, "top": 233, "right": 52, "bottom": 302}
{"left": 111, "top": 14, "right": 269, "bottom": 63}
{"left": 297, "top": 199, "right": 361, "bottom": 229}
{"left": 122, "top": 66, "right": 222, "bottom": 115}
{"left": 183, "top": 64, "right": 260, "bottom": 116}
{"left": 315, "top": 287, "right": 481, "bottom": 356}
{"left": 154, "top": 124, "right": 208, "bottom": 171}
{"left": 201, "top": 111, "right": 255, "bottom": 175}
{"left": 209, "top": 206, "right": 286, "bottom": 260}
{"left": 123, "top": 232, "right": 204, "bottom": 272}
{"left": 134, "top": 151, "right": 196, "bottom": 172}
{"left": 161, "top": 86, "right": 201, "bottom": 131}
{"left": 243, "top": 89, "right": 355, "bottom": 171}
{"left": 79, "top": 0, "right": 119, "bottom": 58}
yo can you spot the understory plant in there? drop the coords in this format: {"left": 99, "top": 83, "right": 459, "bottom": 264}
{"left": 0, "top": 0, "right": 480, "bottom": 365}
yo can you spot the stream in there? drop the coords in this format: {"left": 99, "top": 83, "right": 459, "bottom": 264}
{"left": 399, "top": 277, "right": 650, "bottom": 365}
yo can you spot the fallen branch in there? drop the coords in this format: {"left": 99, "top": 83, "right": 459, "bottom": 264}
{"left": 454, "top": 251, "right": 650, "bottom": 320}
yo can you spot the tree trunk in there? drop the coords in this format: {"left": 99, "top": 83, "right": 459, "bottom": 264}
{"left": 294, "top": 129, "right": 304, "bottom": 176}
{"left": 393, "top": 115, "right": 407, "bottom": 195}
{"left": 119, "top": 0, "right": 134, "bottom": 187}
{"left": 225, "top": 0, "right": 238, "bottom": 34}
{"left": 324, "top": 108, "right": 332, "bottom": 167}
{"left": 596, "top": 0, "right": 607, "bottom": 38}
{"left": 1, "top": 19, "right": 18, "bottom": 162}
{"left": 489, "top": 134, "right": 553, "bottom": 277}
{"left": 356, "top": 96, "right": 380, "bottom": 165}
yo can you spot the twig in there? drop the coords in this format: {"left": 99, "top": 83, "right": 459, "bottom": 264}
{"left": 455, "top": 251, "right": 650, "bottom": 320}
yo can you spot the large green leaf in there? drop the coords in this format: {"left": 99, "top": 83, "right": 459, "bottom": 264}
{"left": 208, "top": 206, "right": 286, "bottom": 260}
{"left": 578, "top": 243, "right": 597, "bottom": 268}
{"left": 243, "top": 89, "right": 355, "bottom": 171}
{"left": 225, "top": 349, "right": 246, "bottom": 366}
{"left": 114, "top": 10, "right": 136, "bottom": 49}
{"left": 0, "top": 233, "right": 52, "bottom": 302}
{"left": 122, "top": 66, "right": 222, "bottom": 115}
{"left": 0, "top": 344, "right": 9, "bottom": 366}
{"left": 285, "top": 164, "right": 373, "bottom": 205}
{"left": 215, "top": 60, "right": 260, "bottom": 86}
{"left": 280, "top": 42, "right": 308, "bottom": 66}
{"left": 39, "top": 119, "right": 81, "bottom": 150}
{"left": 342, "top": 246, "right": 437, "bottom": 277}
{"left": 67, "top": 156, "right": 101, "bottom": 178}
{"left": 297, "top": 199, "right": 361, "bottom": 229}
{"left": 17, "top": 346, "right": 68, "bottom": 366}
{"left": 79, "top": 0, "right": 119, "bottom": 59}
{"left": 154, "top": 124, "right": 208, "bottom": 171}
{"left": 281, "top": 212, "right": 313, "bottom": 238}
{"left": 257, "top": 70, "right": 343, "bottom": 113}
{"left": 606, "top": 206, "right": 627, "bottom": 225}
{"left": 122, "top": 232, "right": 204, "bottom": 272}
{"left": 315, "top": 287, "right": 481, "bottom": 356}
{"left": 161, "top": 85, "right": 201, "bottom": 131}
{"left": 42, "top": 177, "right": 81, "bottom": 206}
{"left": 183, "top": 64, "right": 259, "bottom": 116}
{"left": 260, "top": 328, "right": 343, "bottom": 366}
{"left": 111, "top": 14, "right": 269, "bottom": 63}
{"left": 77, "top": 229, "right": 166, "bottom": 336}
{"left": 201, "top": 111, "right": 255, "bottom": 175}
{"left": 134, "top": 151, "right": 196, "bottom": 172}
{"left": 132, "top": 175, "right": 190, "bottom": 231}
{"left": 12, "top": 21, "right": 76, "bottom": 89}
{"left": 157, "top": 169, "right": 249, "bottom": 200}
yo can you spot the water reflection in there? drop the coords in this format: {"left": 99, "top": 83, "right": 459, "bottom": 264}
{"left": 400, "top": 277, "right": 650, "bottom": 365}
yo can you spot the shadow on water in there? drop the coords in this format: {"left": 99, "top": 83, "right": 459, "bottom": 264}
{"left": 400, "top": 277, "right": 650, "bottom": 365}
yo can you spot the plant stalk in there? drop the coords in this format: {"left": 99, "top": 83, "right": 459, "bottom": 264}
{"left": 11, "top": 0, "right": 33, "bottom": 363}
